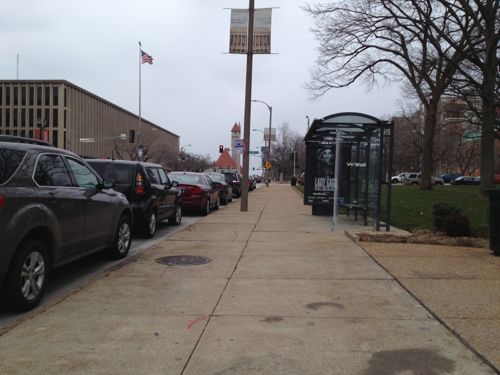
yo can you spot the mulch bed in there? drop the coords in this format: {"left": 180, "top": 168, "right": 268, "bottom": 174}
{"left": 356, "top": 230, "right": 489, "bottom": 248}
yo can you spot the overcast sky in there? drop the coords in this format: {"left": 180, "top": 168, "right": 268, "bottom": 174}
{"left": 2, "top": 0, "right": 403, "bottom": 167}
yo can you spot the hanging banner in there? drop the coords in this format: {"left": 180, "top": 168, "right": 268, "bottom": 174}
{"left": 33, "top": 128, "right": 41, "bottom": 140}
{"left": 229, "top": 8, "right": 272, "bottom": 54}
{"left": 42, "top": 128, "right": 50, "bottom": 143}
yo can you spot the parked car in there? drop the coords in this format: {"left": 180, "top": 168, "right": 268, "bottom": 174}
{"left": 249, "top": 175, "right": 256, "bottom": 191}
{"left": 253, "top": 175, "right": 262, "bottom": 183}
{"left": 0, "top": 140, "right": 132, "bottom": 311}
{"left": 403, "top": 173, "right": 444, "bottom": 185}
{"left": 391, "top": 172, "right": 408, "bottom": 184}
{"left": 220, "top": 170, "right": 242, "bottom": 198}
{"left": 205, "top": 172, "right": 233, "bottom": 205}
{"left": 86, "top": 159, "right": 182, "bottom": 238}
{"left": 168, "top": 172, "right": 220, "bottom": 215}
{"left": 451, "top": 176, "right": 480, "bottom": 185}
{"left": 403, "top": 173, "right": 421, "bottom": 185}
{"left": 440, "top": 173, "right": 463, "bottom": 183}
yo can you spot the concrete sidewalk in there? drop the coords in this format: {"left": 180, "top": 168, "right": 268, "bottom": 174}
{"left": 0, "top": 185, "right": 496, "bottom": 374}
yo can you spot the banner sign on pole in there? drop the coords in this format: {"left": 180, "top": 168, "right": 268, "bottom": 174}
{"left": 229, "top": 8, "right": 272, "bottom": 54}
{"left": 34, "top": 128, "right": 40, "bottom": 140}
{"left": 234, "top": 139, "right": 245, "bottom": 148}
{"left": 263, "top": 127, "right": 276, "bottom": 142}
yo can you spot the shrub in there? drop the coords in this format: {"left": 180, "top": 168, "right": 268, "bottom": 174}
{"left": 441, "top": 213, "right": 472, "bottom": 237}
{"left": 432, "top": 202, "right": 471, "bottom": 237}
{"left": 432, "top": 202, "right": 461, "bottom": 231}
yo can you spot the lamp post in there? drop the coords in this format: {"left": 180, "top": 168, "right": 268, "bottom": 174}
{"left": 251, "top": 100, "right": 272, "bottom": 187}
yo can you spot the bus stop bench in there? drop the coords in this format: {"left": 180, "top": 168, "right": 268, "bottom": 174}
{"left": 339, "top": 203, "right": 368, "bottom": 224}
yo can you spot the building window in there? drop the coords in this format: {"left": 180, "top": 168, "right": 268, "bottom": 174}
{"left": 44, "top": 109, "right": 50, "bottom": 127}
{"left": 29, "top": 87, "right": 34, "bottom": 106}
{"left": 53, "top": 130, "right": 58, "bottom": 147}
{"left": 21, "top": 108, "right": 26, "bottom": 128}
{"left": 0, "top": 86, "right": 2, "bottom": 105}
{"left": 36, "top": 108, "right": 41, "bottom": 126}
{"left": 64, "top": 110, "right": 67, "bottom": 129}
{"left": 29, "top": 130, "right": 33, "bottom": 138}
{"left": 13, "top": 129, "right": 18, "bottom": 136}
{"left": 64, "top": 88, "right": 67, "bottom": 107}
{"left": 13, "top": 87, "right": 18, "bottom": 106}
{"left": 53, "top": 109, "right": 58, "bottom": 127}
{"left": 0, "top": 108, "right": 2, "bottom": 127}
{"left": 13, "top": 108, "right": 18, "bottom": 127}
{"left": 53, "top": 87, "right": 58, "bottom": 106}
{"left": 6, "top": 109, "right": 10, "bottom": 127}
{"left": 37, "top": 86, "right": 42, "bottom": 106}
{"left": 6, "top": 87, "right": 11, "bottom": 106}
{"left": 29, "top": 108, "right": 33, "bottom": 128}
{"left": 5, "top": 129, "right": 10, "bottom": 135}
{"left": 45, "top": 86, "right": 50, "bottom": 106}
{"left": 21, "top": 87, "right": 26, "bottom": 106}
{"left": 21, "top": 130, "right": 26, "bottom": 137}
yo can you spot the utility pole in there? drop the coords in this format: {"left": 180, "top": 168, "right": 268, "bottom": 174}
{"left": 240, "top": 0, "right": 255, "bottom": 212}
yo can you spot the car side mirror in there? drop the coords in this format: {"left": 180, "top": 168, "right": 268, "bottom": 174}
{"left": 171, "top": 181, "right": 179, "bottom": 187}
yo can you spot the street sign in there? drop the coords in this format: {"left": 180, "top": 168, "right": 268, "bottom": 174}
{"left": 264, "top": 161, "right": 272, "bottom": 169}
{"left": 234, "top": 139, "right": 244, "bottom": 148}
{"left": 249, "top": 151, "right": 259, "bottom": 155}
{"left": 79, "top": 138, "right": 95, "bottom": 143}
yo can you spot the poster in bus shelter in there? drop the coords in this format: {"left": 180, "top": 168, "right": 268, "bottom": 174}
{"left": 304, "top": 142, "right": 336, "bottom": 205}
{"left": 229, "top": 8, "right": 272, "bottom": 54}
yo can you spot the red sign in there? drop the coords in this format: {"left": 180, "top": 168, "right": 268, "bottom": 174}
{"left": 34, "top": 128, "right": 40, "bottom": 140}
{"left": 42, "top": 129, "right": 49, "bottom": 143}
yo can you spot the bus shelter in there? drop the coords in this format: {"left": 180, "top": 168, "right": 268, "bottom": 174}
{"left": 303, "top": 112, "right": 394, "bottom": 231}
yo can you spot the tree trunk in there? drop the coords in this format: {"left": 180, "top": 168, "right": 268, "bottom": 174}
{"left": 421, "top": 101, "right": 440, "bottom": 190}
{"left": 479, "top": 9, "right": 498, "bottom": 196}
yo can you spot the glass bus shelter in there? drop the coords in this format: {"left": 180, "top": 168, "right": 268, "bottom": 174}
{"left": 303, "top": 112, "right": 394, "bottom": 231}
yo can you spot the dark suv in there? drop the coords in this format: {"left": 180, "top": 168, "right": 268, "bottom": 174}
{"left": 0, "top": 141, "right": 132, "bottom": 312}
{"left": 87, "top": 160, "right": 182, "bottom": 238}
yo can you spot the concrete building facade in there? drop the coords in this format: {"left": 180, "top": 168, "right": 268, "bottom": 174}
{"left": 0, "top": 80, "right": 179, "bottom": 165}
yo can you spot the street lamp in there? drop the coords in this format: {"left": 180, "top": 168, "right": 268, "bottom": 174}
{"left": 251, "top": 99, "right": 272, "bottom": 187}
{"left": 179, "top": 144, "right": 191, "bottom": 160}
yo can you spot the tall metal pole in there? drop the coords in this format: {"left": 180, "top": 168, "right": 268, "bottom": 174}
{"left": 333, "top": 130, "right": 342, "bottom": 229}
{"left": 240, "top": 0, "right": 255, "bottom": 212}
{"left": 267, "top": 106, "right": 272, "bottom": 186}
{"left": 138, "top": 41, "right": 142, "bottom": 160}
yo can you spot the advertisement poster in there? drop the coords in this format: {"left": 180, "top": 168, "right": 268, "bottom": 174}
{"left": 305, "top": 143, "right": 336, "bottom": 205}
{"left": 229, "top": 9, "right": 272, "bottom": 54}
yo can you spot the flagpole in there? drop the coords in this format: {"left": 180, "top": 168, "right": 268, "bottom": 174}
{"left": 138, "top": 41, "right": 142, "bottom": 160}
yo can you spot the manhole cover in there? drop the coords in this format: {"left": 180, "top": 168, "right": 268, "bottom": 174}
{"left": 156, "top": 255, "right": 212, "bottom": 266}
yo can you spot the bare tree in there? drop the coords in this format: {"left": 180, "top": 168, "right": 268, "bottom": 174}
{"left": 173, "top": 152, "right": 213, "bottom": 172}
{"left": 270, "top": 123, "right": 305, "bottom": 181}
{"left": 436, "top": 0, "right": 500, "bottom": 192}
{"left": 305, "top": 0, "right": 473, "bottom": 189}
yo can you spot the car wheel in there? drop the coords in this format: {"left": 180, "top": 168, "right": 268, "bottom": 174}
{"left": 391, "top": 179, "right": 398, "bottom": 184}
{"left": 201, "top": 198, "right": 210, "bottom": 216}
{"left": 107, "top": 214, "right": 132, "bottom": 260}
{"left": 168, "top": 204, "right": 182, "bottom": 226}
{"left": 2, "top": 239, "right": 49, "bottom": 312}
{"left": 143, "top": 210, "right": 157, "bottom": 238}
{"left": 221, "top": 192, "right": 228, "bottom": 205}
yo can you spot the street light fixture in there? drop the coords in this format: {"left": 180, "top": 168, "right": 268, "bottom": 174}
{"left": 251, "top": 100, "right": 272, "bottom": 187}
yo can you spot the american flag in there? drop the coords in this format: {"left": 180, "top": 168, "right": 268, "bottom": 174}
{"left": 141, "top": 50, "right": 153, "bottom": 65}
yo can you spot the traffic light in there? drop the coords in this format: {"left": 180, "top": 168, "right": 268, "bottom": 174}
{"left": 129, "top": 129, "right": 135, "bottom": 143}
{"left": 219, "top": 145, "right": 224, "bottom": 153}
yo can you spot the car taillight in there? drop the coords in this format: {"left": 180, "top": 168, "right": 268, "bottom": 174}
{"left": 191, "top": 186, "right": 203, "bottom": 196}
{"left": 0, "top": 195, "right": 4, "bottom": 208}
{"left": 135, "top": 173, "right": 145, "bottom": 195}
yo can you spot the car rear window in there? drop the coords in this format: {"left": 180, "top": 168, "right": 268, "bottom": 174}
{"left": 208, "top": 174, "right": 225, "bottom": 183}
{"left": 169, "top": 174, "right": 202, "bottom": 185}
{"left": 0, "top": 148, "right": 26, "bottom": 184}
{"left": 88, "top": 162, "right": 133, "bottom": 185}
